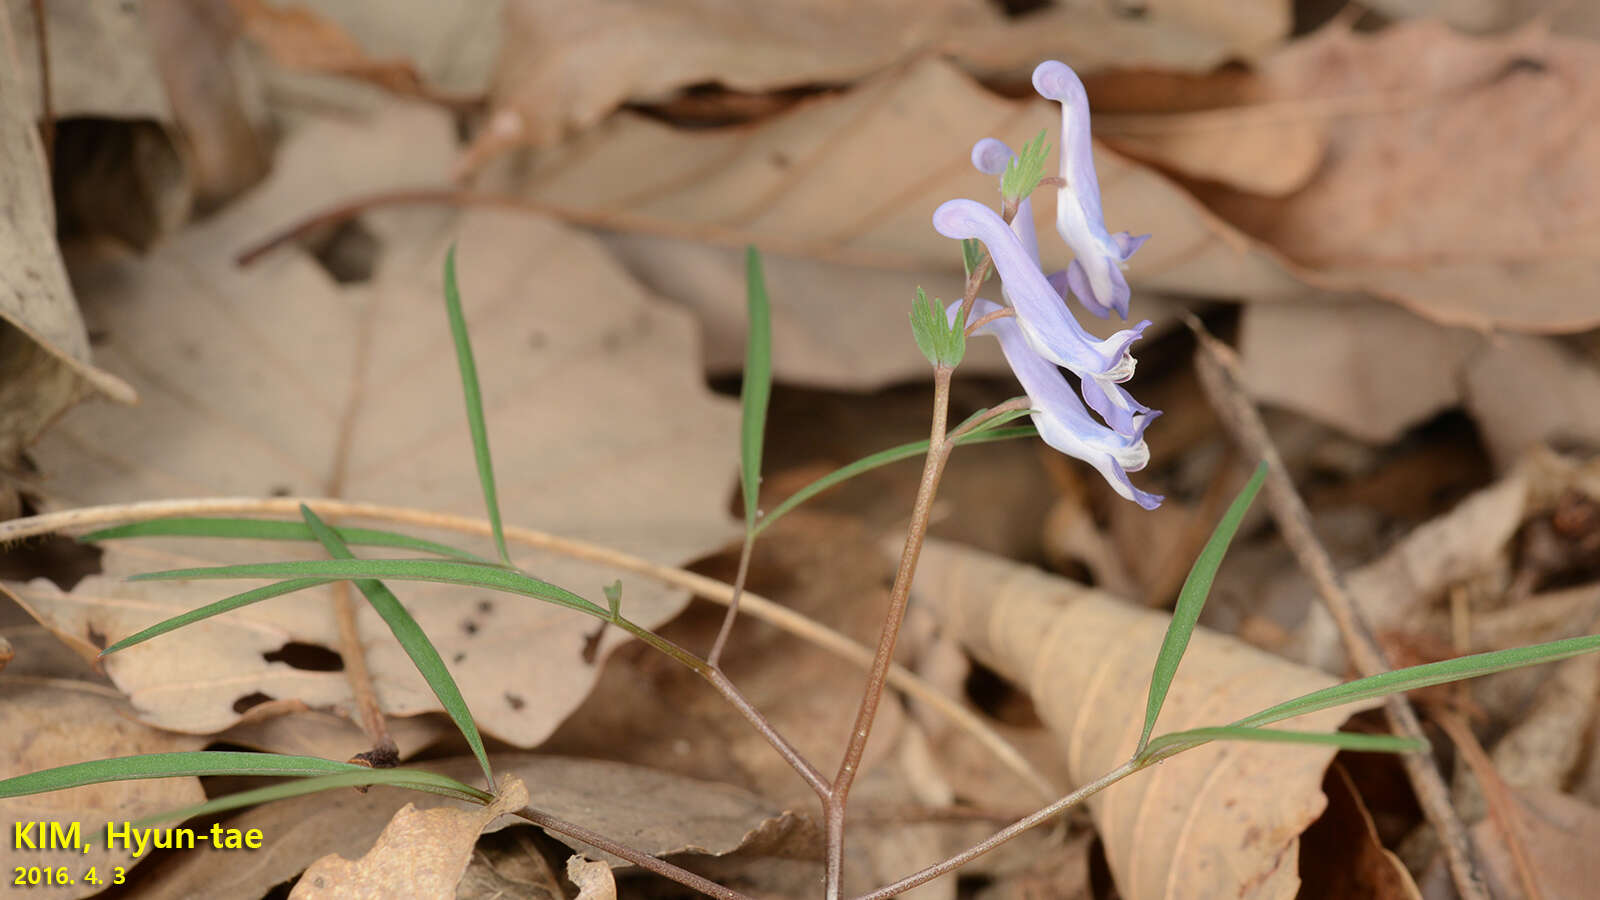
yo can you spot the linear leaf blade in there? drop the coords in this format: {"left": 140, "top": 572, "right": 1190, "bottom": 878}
{"left": 132, "top": 769, "right": 494, "bottom": 826}
{"left": 129, "top": 558, "right": 606, "bottom": 617}
{"left": 100, "top": 577, "right": 334, "bottom": 656}
{"left": 1142, "top": 726, "right": 1427, "bottom": 760}
{"left": 0, "top": 752, "right": 366, "bottom": 800}
{"left": 750, "top": 425, "right": 1038, "bottom": 538}
{"left": 1136, "top": 462, "right": 1267, "bottom": 754}
{"left": 741, "top": 246, "right": 773, "bottom": 528}
{"left": 1236, "top": 632, "right": 1600, "bottom": 729}
{"left": 81, "top": 517, "right": 487, "bottom": 562}
{"left": 443, "top": 246, "right": 511, "bottom": 565}
{"left": 301, "top": 505, "right": 494, "bottom": 788}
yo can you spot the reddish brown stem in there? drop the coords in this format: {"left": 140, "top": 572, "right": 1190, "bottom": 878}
{"left": 513, "top": 806, "right": 754, "bottom": 900}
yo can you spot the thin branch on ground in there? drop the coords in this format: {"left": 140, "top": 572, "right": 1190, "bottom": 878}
{"left": 512, "top": 805, "right": 755, "bottom": 900}
{"left": 0, "top": 497, "right": 1054, "bottom": 800}
{"left": 1188, "top": 316, "right": 1490, "bottom": 900}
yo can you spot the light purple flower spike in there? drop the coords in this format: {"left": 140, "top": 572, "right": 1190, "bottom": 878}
{"left": 954, "top": 299, "right": 1162, "bottom": 509}
{"left": 1033, "top": 60, "right": 1150, "bottom": 320}
{"left": 932, "top": 197, "right": 1150, "bottom": 433}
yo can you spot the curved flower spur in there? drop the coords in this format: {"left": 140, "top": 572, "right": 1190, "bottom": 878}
{"left": 956, "top": 298, "right": 1163, "bottom": 509}
{"left": 932, "top": 60, "right": 1162, "bottom": 507}
{"left": 1033, "top": 60, "right": 1150, "bottom": 321}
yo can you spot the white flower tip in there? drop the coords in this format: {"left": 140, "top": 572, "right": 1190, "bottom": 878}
{"left": 971, "top": 138, "right": 1014, "bottom": 176}
{"left": 931, "top": 198, "right": 987, "bottom": 241}
{"left": 1032, "top": 60, "right": 1087, "bottom": 105}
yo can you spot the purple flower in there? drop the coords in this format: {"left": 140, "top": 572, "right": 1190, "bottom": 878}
{"left": 954, "top": 298, "right": 1162, "bottom": 510}
{"left": 932, "top": 197, "right": 1151, "bottom": 435}
{"left": 1033, "top": 60, "right": 1150, "bottom": 320}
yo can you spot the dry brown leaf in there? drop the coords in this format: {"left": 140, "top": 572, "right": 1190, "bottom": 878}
{"left": 543, "top": 512, "right": 907, "bottom": 811}
{"left": 143, "top": 0, "right": 273, "bottom": 210}
{"left": 1239, "top": 296, "right": 1600, "bottom": 459}
{"left": 1298, "top": 452, "right": 1600, "bottom": 669}
{"left": 0, "top": 669, "right": 206, "bottom": 897}
{"left": 454, "top": 830, "right": 565, "bottom": 900}
{"left": 1239, "top": 301, "right": 1478, "bottom": 444}
{"left": 473, "top": 0, "right": 1290, "bottom": 157}
{"left": 1364, "top": 0, "right": 1600, "bottom": 36}
{"left": 6, "top": 0, "right": 170, "bottom": 119}
{"left": 1300, "top": 765, "right": 1422, "bottom": 900}
{"left": 566, "top": 854, "right": 616, "bottom": 900}
{"left": 1489, "top": 644, "right": 1600, "bottom": 792}
{"left": 910, "top": 539, "right": 1382, "bottom": 900}
{"left": 3, "top": 97, "right": 738, "bottom": 746}
{"left": 1096, "top": 105, "right": 1324, "bottom": 197}
{"left": 215, "top": 708, "right": 450, "bottom": 762}
{"left": 1469, "top": 788, "right": 1600, "bottom": 900}
{"left": 501, "top": 57, "right": 1272, "bottom": 386}
{"left": 566, "top": 865, "right": 618, "bottom": 900}
{"left": 231, "top": 0, "right": 469, "bottom": 104}
{"left": 134, "top": 753, "right": 798, "bottom": 900}
{"left": 1193, "top": 20, "right": 1600, "bottom": 333}
{"left": 0, "top": 6, "right": 135, "bottom": 497}
{"left": 254, "top": 0, "right": 503, "bottom": 95}
{"left": 292, "top": 776, "right": 528, "bottom": 899}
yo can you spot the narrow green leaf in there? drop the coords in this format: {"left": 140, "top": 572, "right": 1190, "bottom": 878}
{"left": 101, "top": 577, "right": 334, "bottom": 656}
{"left": 1136, "top": 462, "right": 1268, "bottom": 754}
{"left": 749, "top": 425, "right": 1039, "bottom": 538}
{"left": 301, "top": 505, "right": 494, "bottom": 789}
{"left": 909, "top": 288, "right": 943, "bottom": 367}
{"left": 81, "top": 517, "right": 488, "bottom": 563}
{"left": 1237, "top": 632, "right": 1600, "bottom": 730}
{"left": 961, "top": 238, "right": 988, "bottom": 283}
{"left": 954, "top": 402, "right": 1033, "bottom": 436}
{"left": 741, "top": 246, "right": 773, "bottom": 529}
{"left": 129, "top": 557, "right": 607, "bottom": 618}
{"left": 443, "top": 246, "right": 511, "bottom": 565}
{"left": 133, "top": 769, "right": 494, "bottom": 826}
{"left": 0, "top": 752, "right": 365, "bottom": 800}
{"left": 1001, "top": 129, "right": 1051, "bottom": 202}
{"left": 1141, "top": 726, "right": 1427, "bottom": 761}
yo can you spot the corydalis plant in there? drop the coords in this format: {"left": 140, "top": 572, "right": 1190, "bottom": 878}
{"left": 931, "top": 60, "right": 1161, "bottom": 509}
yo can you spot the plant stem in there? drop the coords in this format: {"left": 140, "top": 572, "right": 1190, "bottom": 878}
{"left": 0, "top": 497, "right": 1052, "bottom": 796}
{"left": 825, "top": 365, "right": 956, "bottom": 898}
{"left": 330, "top": 580, "right": 397, "bottom": 760}
{"left": 512, "top": 805, "right": 755, "bottom": 900}
{"left": 706, "top": 532, "right": 755, "bottom": 667}
{"left": 850, "top": 758, "right": 1144, "bottom": 900}
{"left": 706, "top": 667, "right": 830, "bottom": 797}
{"left": 611, "top": 615, "right": 830, "bottom": 799}
{"left": 1189, "top": 319, "right": 1490, "bottom": 900}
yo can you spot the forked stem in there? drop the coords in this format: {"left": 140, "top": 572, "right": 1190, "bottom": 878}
{"left": 512, "top": 805, "right": 754, "bottom": 900}
{"left": 824, "top": 365, "right": 955, "bottom": 898}
{"left": 706, "top": 533, "right": 755, "bottom": 667}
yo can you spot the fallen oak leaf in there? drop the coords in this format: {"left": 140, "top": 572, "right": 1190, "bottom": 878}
{"left": 124, "top": 754, "right": 805, "bottom": 900}
{"left": 908, "top": 539, "right": 1383, "bottom": 900}
{"left": 6, "top": 96, "right": 739, "bottom": 746}
{"left": 567, "top": 855, "right": 617, "bottom": 900}
{"left": 290, "top": 775, "right": 528, "bottom": 899}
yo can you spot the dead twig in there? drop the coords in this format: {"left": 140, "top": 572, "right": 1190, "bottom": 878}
{"left": 235, "top": 188, "right": 922, "bottom": 271}
{"left": 1434, "top": 711, "right": 1544, "bottom": 900}
{"left": 1187, "top": 316, "right": 1491, "bottom": 900}
{"left": 0, "top": 496, "right": 1056, "bottom": 800}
